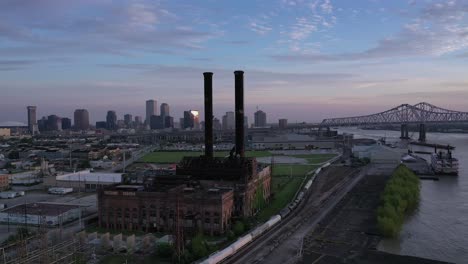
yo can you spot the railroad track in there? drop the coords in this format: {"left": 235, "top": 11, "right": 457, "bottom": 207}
{"left": 224, "top": 166, "right": 364, "bottom": 264}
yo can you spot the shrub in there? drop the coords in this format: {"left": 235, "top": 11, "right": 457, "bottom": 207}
{"left": 377, "top": 165, "right": 420, "bottom": 238}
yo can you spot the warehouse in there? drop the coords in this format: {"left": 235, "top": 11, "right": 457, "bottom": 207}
{"left": 0, "top": 203, "right": 81, "bottom": 226}
{"left": 44, "top": 169, "right": 123, "bottom": 192}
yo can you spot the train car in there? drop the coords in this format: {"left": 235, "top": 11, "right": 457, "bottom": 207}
{"left": 251, "top": 223, "right": 270, "bottom": 238}
{"left": 230, "top": 234, "right": 253, "bottom": 252}
{"left": 200, "top": 246, "right": 234, "bottom": 264}
{"left": 322, "top": 162, "right": 331, "bottom": 168}
{"left": 288, "top": 202, "right": 298, "bottom": 210}
{"left": 304, "top": 179, "right": 313, "bottom": 190}
{"left": 279, "top": 208, "right": 291, "bottom": 218}
{"left": 265, "top": 215, "right": 281, "bottom": 228}
{"left": 314, "top": 167, "right": 322, "bottom": 175}
{"left": 295, "top": 191, "right": 304, "bottom": 202}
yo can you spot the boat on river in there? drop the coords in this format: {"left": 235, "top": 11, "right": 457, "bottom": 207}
{"left": 431, "top": 147, "right": 458, "bottom": 175}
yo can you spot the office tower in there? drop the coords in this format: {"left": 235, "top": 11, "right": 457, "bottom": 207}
{"left": 124, "top": 114, "right": 132, "bottom": 127}
{"left": 160, "top": 103, "right": 169, "bottom": 117}
{"left": 244, "top": 116, "right": 249, "bottom": 129}
{"left": 106, "top": 110, "right": 117, "bottom": 130}
{"left": 47, "top": 115, "right": 62, "bottom": 131}
{"left": 164, "top": 116, "right": 174, "bottom": 128}
{"left": 134, "top": 116, "right": 142, "bottom": 124}
{"left": 38, "top": 117, "right": 47, "bottom": 132}
{"left": 213, "top": 118, "right": 222, "bottom": 130}
{"left": 254, "top": 109, "right": 267, "bottom": 127}
{"left": 27, "top": 106, "right": 37, "bottom": 134}
{"left": 146, "top": 99, "right": 157, "bottom": 125}
{"left": 279, "top": 119, "right": 288, "bottom": 129}
{"left": 183, "top": 110, "right": 199, "bottom": 129}
{"left": 222, "top": 111, "right": 235, "bottom": 130}
{"left": 61, "top": 118, "right": 72, "bottom": 130}
{"left": 96, "top": 121, "right": 107, "bottom": 129}
{"left": 74, "top": 109, "right": 90, "bottom": 130}
{"left": 150, "top": 115, "right": 164, "bottom": 130}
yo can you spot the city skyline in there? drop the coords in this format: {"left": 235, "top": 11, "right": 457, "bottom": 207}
{"left": 1, "top": 0, "right": 468, "bottom": 123}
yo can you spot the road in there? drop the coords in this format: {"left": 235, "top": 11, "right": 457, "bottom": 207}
{"left": 227, "top": 165, "right": 370, "bottom": 264}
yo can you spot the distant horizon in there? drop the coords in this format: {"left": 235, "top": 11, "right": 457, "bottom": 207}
{"left": 2, "top": 1, "right": 468, "bottom": 123}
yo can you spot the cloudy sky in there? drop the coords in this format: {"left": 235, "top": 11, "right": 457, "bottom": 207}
{"left": 1, "top": 0, "right": 468, "bottom": 124}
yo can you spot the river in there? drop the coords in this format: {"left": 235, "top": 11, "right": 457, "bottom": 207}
{"left": 338, "top": 128, "right": 468, "bottom": 264}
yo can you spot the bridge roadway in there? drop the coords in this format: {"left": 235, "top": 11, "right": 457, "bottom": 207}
{"left": 225, "top": 165, "right": 370, "bottom": 264}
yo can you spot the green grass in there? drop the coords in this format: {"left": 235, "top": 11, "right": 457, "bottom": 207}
{"left": 139, "top": 151, "right": 272, "bottom": 163}
{"left": 256, "top": 163, "right": 319, "bottom": 222}
{"left": 273, "top": 164, "right": 318, "bottom": 177}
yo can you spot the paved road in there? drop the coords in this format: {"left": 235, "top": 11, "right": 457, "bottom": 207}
{"left": 229, "top": 166, "right": 370, "bottom": 264}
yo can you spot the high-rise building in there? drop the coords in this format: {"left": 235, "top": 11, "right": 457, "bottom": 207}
{"left": 74, "top": 109, "right": 90, "bottom": 130}
{"left": 222, "top": 111, "right": 235, "bottom": 130}
{"left": 61, "top": 118, "right": 72, "bottom": 130}
{"left": 146, "top": 100, "right": 157, "bottom": 125}
{"left": 213, "top": 117, "right": 222, "bottom": 130}
{"left": 38, "top": 117, "right": 47, "bottom": 132}
{"left": 47, "top": 115, "right": 62, "bottom": 131}
{"left": 279, "top": 119, "right": 288, "bottom": 129}
{"left": 124, "top": 114, "right": 133, "bottom": 127}
{"left": 183, "top": 110, "right": 199, "bottom": 129}
{"left": 160, "top": 103, "right": 169, "bottom": 117}
{"left": 27, "top": 106, "right": 37, "bottom": 134}
{"left": 164, "top": 116, "right": 174, "bottom": 128}
{"left": 244, "top": 116, "right": 249, "bottom": 129}
{"left": 150, "top": 115, "right": 164, "bottom": 130}
{"left": 96, "top": 121, "right": 107, "bottom": 129}
{"left": 134, "top": 116, "right": 142, "bottom": 124}
{"left": 106, "top": 111, "right": 117, "bottom": 130}
{"left": 254, "top": 109, "right": 267, "bottom": 127}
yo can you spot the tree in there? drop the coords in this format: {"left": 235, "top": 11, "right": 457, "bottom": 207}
{"left": 156, "top": 243, "right": 173, "bottom": 258}
{"left": 190, "top": 233, "right": 208, "bottom": 259}
{"left": 233, "top": 221, "right": 245, "bottom": 236}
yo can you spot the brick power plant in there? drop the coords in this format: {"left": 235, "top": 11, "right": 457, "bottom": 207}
{"left": 98, "top": 71, "right": 272, "bottom": 235}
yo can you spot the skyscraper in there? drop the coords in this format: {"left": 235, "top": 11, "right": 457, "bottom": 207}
{"left": 27, "top": 106, "right": 37, "bottom": 134}
{"left": 160, "top": 103, "right": 169, "bottom": 117}
{"left": 213, "top": 117, "right": 222, "bottom": 130}
{"left": 222, "top": 111, "right": 235, "bottom": 130}
{"left": 106, "top": 110, "right": 117, "bottom": 130}
{"left": 74, "top": 109, "right": 90, "bottom": 130}
{"left": 279, "top": 119, "right": 288, "bottom": 129}
{"left": 124, "top": 114, "right": 133, "bottom": 127}
{"left": 146, "top": 100, "right": 157, "bottom": 125}
{"left": 183, "top": 110, "right": 199, "bottom": 129}
{"left": 62, "top": 118, "right": 72, "bottom": 130}
{"left": 254, "top": 109, "right": 267, "bottom": 127}
{"left": 47, "top": 115, "right": 62, "bottom": 131}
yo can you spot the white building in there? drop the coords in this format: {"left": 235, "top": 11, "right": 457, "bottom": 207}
{"left": 0, "top": 203, "right": 81, "bottom": 226}
{"left": 352, "top": 144, "right": 403, "bottom": 164}
{"left": 44, "top": 170, "right": 123, "bottom": 192}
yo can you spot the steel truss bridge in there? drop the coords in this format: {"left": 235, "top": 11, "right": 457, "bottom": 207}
{"left": 320, "top": 102, "right": 468, "bottom": 141}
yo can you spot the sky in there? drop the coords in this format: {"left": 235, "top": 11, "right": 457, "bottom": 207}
{"left": 1, "top": 0, "right": 468, "bottom": 125}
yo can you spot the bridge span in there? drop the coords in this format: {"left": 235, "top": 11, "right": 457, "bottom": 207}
{"left": 320, "top": 102, "right": 468, "bottom": 141}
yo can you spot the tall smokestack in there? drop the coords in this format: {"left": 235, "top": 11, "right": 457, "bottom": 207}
{"left": 234, "top": 70, "right": 245, "bottom": 157}
{"left": 204, "top": 72, "right": 214, "bottom": 158}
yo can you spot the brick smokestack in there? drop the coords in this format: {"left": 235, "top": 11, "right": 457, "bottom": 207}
{"left": 204, "top": 72, "right": 214, "bottom": 158}
{"left": 234, "top": 70, "right": 245, "bottom": 157}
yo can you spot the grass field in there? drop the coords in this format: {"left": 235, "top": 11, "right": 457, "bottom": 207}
{"left": 273, "top": 164, "right": 318, "bottom": 177}
{"left": 139, "top": 151, "right": 272, "bottom": 163}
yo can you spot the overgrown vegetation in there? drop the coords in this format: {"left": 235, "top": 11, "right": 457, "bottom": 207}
{"left": 377, "top": 165, "right": 420, "bottom": 238}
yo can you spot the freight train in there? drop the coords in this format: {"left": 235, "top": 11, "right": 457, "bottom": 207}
{"left": 199, "top": 161, "right": 333, "bottom": 264}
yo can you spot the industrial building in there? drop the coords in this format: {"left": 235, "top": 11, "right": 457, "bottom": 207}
{"left": 98, "top": 71, "right": 272, "bottom": 235}
{"left": 98, "top": 183, "right": 234, "bottom": 235}
{"left": 0, "top": 203, "right": 81, "bottom": 226}
{"left": 44, "top": 170, "right": 123, "bottom": 191}
{"left": 0, "top": 174, "right": 9, "bottom": 191}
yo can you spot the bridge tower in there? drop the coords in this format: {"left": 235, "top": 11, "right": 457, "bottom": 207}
{"left": 400, "top": 124, "right": 409, "bottom": 139}
{"left": 418, "top": 123, "right": 426, "bottom": 142}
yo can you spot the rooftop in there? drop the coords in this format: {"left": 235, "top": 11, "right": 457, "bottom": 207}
{"left": 56, "top": 169, "right": 122, "bottom": 183}
{"left": 1, "top": 203, "right": 80, "bottom": 216}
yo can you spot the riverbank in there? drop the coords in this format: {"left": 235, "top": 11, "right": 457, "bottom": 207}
{"left": 300, "top": 164, "right": 452, "bottom": 264}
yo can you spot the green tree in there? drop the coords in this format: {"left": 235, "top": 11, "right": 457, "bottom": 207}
{"left": 156, "top": 243, "right": 173, "bottom": 258}
{"left": 190, "top": 233, "right": 208, "bottom": 259}
{"left": 233, "top": 221, "right": 245, "bottom": 236}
